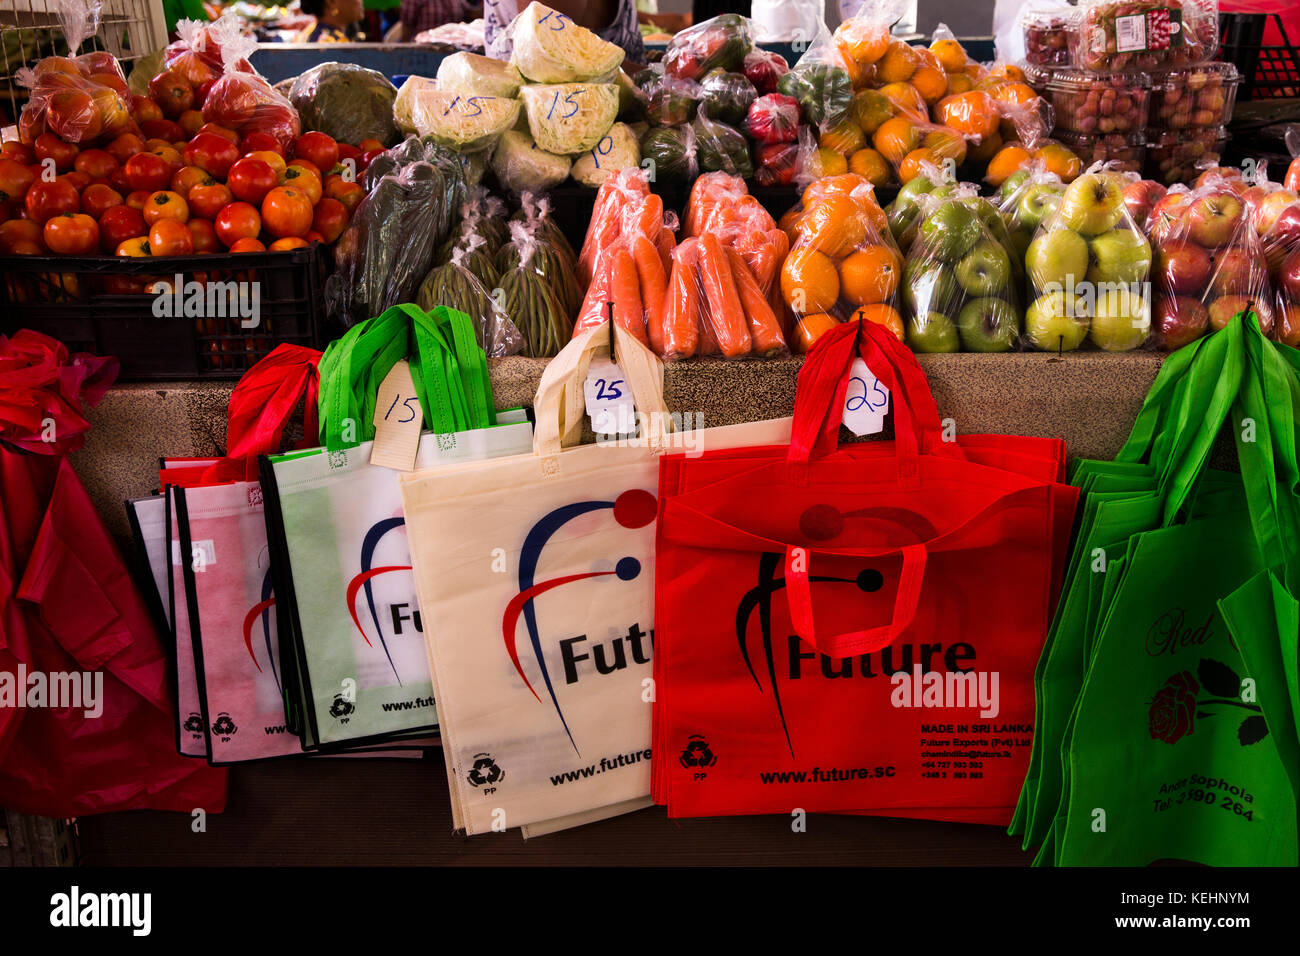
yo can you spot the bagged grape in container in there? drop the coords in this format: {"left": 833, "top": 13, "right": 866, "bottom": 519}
{"left": 1019, "top": 2, "right": 1078, "bottom": 67}
{"left": 1024, "top": 164, "right": 1154, "bottom": 353}
{"left": 416, "top": 236, "right": 524, "bottom": 357}
{"left": 290, "top": 63, "right": 400, "bottom": 148}
{"left": 1072, "top": 0, "right": 1218, "bottom": 72}
{"left": 1151, "top": 170, "right": 1275, "bottom": 351}
{"left": 903, "top": 185, "right": 1023, "bottom": 354}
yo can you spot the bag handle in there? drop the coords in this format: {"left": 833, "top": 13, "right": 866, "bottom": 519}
{"left": 207, "top": 344, "right": 320, "bottom": 483}
{"left": 785, "top": 542, "right": 927, "bottom": 657}
{"left": 789, "top": 318, "right": 964, "bottom": 482}
{"left": 1113, "top": 332, "right": 1209, "bottom": 465}
{"left": 531, "top": 320, "right": 668, "bottom": 462}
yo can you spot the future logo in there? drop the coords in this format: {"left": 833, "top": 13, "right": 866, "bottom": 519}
{"left": 736, "top": 503, "right": 936, "bottom": 757}
{"left": 345, "top": 515, "right": 413, "bottom": 685}
{"left": 503, "top": 489, "right": 658, "bottom": 753}
{"left": 241, "top": 561, "right": 279, "bottom": 690}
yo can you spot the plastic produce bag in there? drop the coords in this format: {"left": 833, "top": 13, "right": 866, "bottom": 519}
{"left": 663, "top": 13, "right": 754, "bottom": 81}
{"left": 328, "top": 142, "right": 467, "bottom": 325}
{"left": 635, "top": 70, "right": 700, "bottom": 128}
{"left": 698, "top": 69, "right": 758, "bottom": 126}
{"left": 416, "top": 238, "right": 524, "bottom": 357}
{"left": 1151, "top": 170, "right": 1275, "bottom": 350}
{"left": 995, "top": 160, "right": 1067, "bottom": 267}
{"left": 508, "top": 1, "right": 625, "bottom": 83}
{"left": 572, "top": 121, "right": 640, "bottom": 187}
{"left": 15, "top": 0, "right": 134, "bottom": 145}
{"left": 495, "top": 219, "right": 575, "bottom": 356}
{"left": 436, "top": 188, "right": 510, "bottom": 286}
{"left": 203, "top": 28, "right": 299, "bottom": 149}
{"left": 639, "top": 124, "right": 698, "bottom": 185}
{"left": 164, "top": 17, "right": 252, "bottom": 89}
{"left": 779, "top": 172, "right": 902, "bottom": 352}
{"left": 776, "top": 27, "right": 855, "bottom": 129}
{"left": 437, "top": 51, "right": 523, "bottom": 99}
{"left": 520, "top": 82, "right": 620, "bottom": 154}
{"left": 692, "top": 112, "right": 752, "bottom": 178}
{"left": 1024, "top": 164, "right": 1155, "bottom": 352}
{"left": 902, "top": 184, "right": 1024, "bottom": 353}
{"left": 742, "top": 48, "right": 789, "bottom": 95}
{"left": 506, "top": 192, "right": 584, "bottom": 317}
{"left": 290, "top": 62, "right": 400, "bottom": 148}
{"left": 491, "top": 129, "right": 571, "bottom": 192}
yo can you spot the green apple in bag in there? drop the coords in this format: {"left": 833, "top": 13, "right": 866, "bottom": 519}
{"left": 520, "top": 82, "right": 620, "bottom": 154}
{"left": 510, "top": 2, "right": 625, "bottom": 84}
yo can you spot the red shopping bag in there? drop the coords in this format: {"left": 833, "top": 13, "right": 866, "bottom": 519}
{"left": 652, "top": 320, "right": 1079, "bottom": 822}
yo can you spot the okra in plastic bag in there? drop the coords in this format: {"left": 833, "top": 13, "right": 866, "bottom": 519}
{"left": 1025, "top": 163, "right": 1155, "bottom": 352}
{"left": 1152, "top": 169, "right": 1275, "bottom": 351}
{"left": 903, "top": 184, "right": 1024, "bottom": 353}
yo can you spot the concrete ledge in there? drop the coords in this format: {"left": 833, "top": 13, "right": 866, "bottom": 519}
{"left": 76, "top": 352, "right": 1170, "bottom": 542}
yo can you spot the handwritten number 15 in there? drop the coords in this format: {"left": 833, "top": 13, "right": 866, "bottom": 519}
{"left": 385, "top": 394, "right": 419, "bottom": 424}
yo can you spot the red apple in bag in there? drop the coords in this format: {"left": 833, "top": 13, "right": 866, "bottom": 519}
{"left": 1186, "top": 191, "right": 1245, "bottom": 248}
{"left": 1156, "top": 295, "right": 1210, "bottom": 350}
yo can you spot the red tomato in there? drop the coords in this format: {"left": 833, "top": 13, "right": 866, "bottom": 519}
{"left": 198, "top": 123, "right": 240, "bottom": 145}
{"left": 0, "top": 159, "right": 35, "bottom": 203}
{"left": 311, "top": 197, "right": 348, "bottom": 243}
{"left": 127, "top": 94, "right": 163, "bottom": 125}
{"left": 124, "top": 152, "right": 172, "bottom": 193}
{"left": 303, "top": 230, "right": 326, "bottom": 244}
{"left": 98, "top": 205, "right": 146, "bottom": 251}
{"left": 215, "top": 202, "right": 262, "bottom": 247}
{"left": 148, "top": 218, "right": 193, "bottom": 256}
{"left": 149, "top": 144, "right": 182, "bottom": 166}
{"left": 125, "top": 190, "right": 151, "bottom": 210}
{"left": 240, "top": 132, "right": 283, "bottom": 157}
{"left": 195, "top": 79, "right": 216, "bottom": 108}
{"left": 105, "top": 133, "right": 146, "bottom": 164}
{"left": 282, "top": 165, "right": 321, "bottom": 205}
{"left": 178, "top": 110, "right": 205, "bottom": 138}
{"left": 228, "top": 237, "right": 266, "bottom": 253}
{"left": 269, "top": 236, "right": 310, "bottom": 251}
{"left": 324, "top": 178, "right": 365, "bottom": 214}
{"left": 46, "top": 89, "right": 102, "bottom": 142}
{"left": 172, "top": 165, "right": 215, "bottom": 196}
{"left": 82, "top": 183, "right": 124, "bottom": 218}
{"left": 226, "top": 157, "right": 277, "bottom": 204}
{"left": 143, "top": 190, "right": 189, "bottom": 225}
{"left": 187, "top": 182, "right": 233, "bottom": 220}
{"left": 183, "top": 132, "right": 240, "bottom": 180}
{"left": 187, "top": 217, "right": 221, "bottom": 253}
{"left": 1, "top": 142, "right": 37, "bottom": 165}
{"left": 261, "top": 186, "right": 313, "bottom": 239}
{"left": 110, "top": 165, "right": 133, "bottom": 193}
{"left": 360, "top": 148, "right": 384, "bottom": 169}
{"left": 73, "top": 148, "right": 118, "bottom": 180}
{"left": 0, "top": 219, "right": 44, "bottom": 254}
{"left": 140, "top": 119, "right": 185, "bottom": 142}
{"left": 58, "top": 170, "right": 91, "bottom": 192}
{"left": 33, "top": 133, "right": 78, "bottom": 172}
{"left": 294, "top": 132, "right": 339, "bottom": 172}
{"left": 148, "top": 70, "right": 195, "bottom": 119}
{"left": 357, "top": 139, "right": 384, "bottom": 152}
{"left": 24, "top": 180, "right": 80, "bottom": 224}
{"left": 44, "top": 212, "right": 99, "bottom": 254}
{"left": 246, "top": 150, "right": 287, "bottom": 183}
{"left": 337, "top": 143, "right": 361, "bottom": 164}
{"left": 116, "top": 236, "right": 152, "bottom": 257}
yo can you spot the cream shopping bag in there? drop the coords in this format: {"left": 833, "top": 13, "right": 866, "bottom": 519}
{"left": 400, "top": 321, "right": 791, "bottom": 835}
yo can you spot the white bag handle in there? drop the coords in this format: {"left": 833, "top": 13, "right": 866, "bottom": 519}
{"left": 531, "top": 321, "right": 669, "bottom": 466}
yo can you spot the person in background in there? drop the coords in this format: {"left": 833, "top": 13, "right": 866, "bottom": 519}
{"left": 484, "top": 0, "right": 645, "bottom": 67}
{"left": 692, "top": 0, "right": 749, "bottom": 23}
{"left": 295, "top": 0, "right": 367, "bottom": 41}
{"left": 400, "top": 0, "right": 483, "bottom": 42}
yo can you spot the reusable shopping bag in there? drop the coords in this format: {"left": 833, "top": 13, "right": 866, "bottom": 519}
{"left": 260, "top": 304, "right": 532, "bottom": 749}
{"left": 398, "top": 319, "right": 792, "bottom": 835}
{"left": 651, "top": 318, "right": 1078, "bottom": 822}
{"left": 1030, "top": 316, "right": 1299, "bottom": 866}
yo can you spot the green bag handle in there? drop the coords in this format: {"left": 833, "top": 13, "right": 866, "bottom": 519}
{"left": 1114, "top": 333, "right": 1210, "bottom": 466}
{"left": 319, "top": 304, "right": 468, "bottom": 451}
{"left": 429, "top": 305, "right": 495, "bottom": 430}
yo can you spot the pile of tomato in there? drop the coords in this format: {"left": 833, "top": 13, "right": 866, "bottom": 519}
{"left": 0, "top": 118, "right": 376, "bottom": 268}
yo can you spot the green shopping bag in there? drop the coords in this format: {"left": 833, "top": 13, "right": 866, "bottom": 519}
{"left": 1011, "top": 330, "right": 1247, "bottom": 844}
{"left": 1048, "top": 317, "right": 1298, "bottom": 866}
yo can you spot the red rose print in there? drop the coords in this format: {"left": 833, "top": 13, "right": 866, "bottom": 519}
{"left": 1149, "top": 671, "right": 1199, "bottom": 744}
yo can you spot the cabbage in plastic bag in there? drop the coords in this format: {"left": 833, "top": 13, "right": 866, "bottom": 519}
{"left": 290, "top": 62, "right": 399, "bottom": 147}
{"left": 508, "top": 1, "right": 625, "bottom": 84}
{"left": 437, "top": 52, "right": 523, "bottom": 98}
{"left": 492, "top": 128, "right": 572, "bottom": 192}
{"left": 572, "top": 122, "right": 640, "bottom": 187}
{"left": 520, "top": 82, "right": 620, "bottom": 154}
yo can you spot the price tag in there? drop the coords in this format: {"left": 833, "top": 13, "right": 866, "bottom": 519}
{"left": 842, "top": 357, "right": 890, "bottom": 437}
{"left": 370, "top": 359, "right": 423, "bottom": 471}
{"left": 584, "top": 357, "right": 635, "bottom": 436}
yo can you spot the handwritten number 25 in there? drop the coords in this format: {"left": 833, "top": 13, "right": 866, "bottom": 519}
{"left": 846, "top": 376, "right": 887, "bottom": 412}
{"left": 595, "top": 378, "right": 624, "bottom": 401}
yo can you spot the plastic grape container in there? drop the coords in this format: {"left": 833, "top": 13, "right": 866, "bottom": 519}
{"left": 1072, "top": 0, "right": 1218, "bottom": 72}
{"left": 1045, "top": 69, "right": 1151, "bottom": 135}
{"left": 1057, "top": 130, "right": 1147, "bottom": 173}
{"left": 1143, "top": 126, "right": 1226, "bottom": 184}
{"left": 1022, "top": 9, "right": 1078, "bottom": 67}
{"left": 1147, "top": 62, "right": 1239, "bottom": 132}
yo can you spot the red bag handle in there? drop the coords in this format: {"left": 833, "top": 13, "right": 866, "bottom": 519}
{"left": 789, "top": 318, "right": 963, "bottom": 480}
{"left": 203, "top": 344, "right": 321, "bottom": 484}
{"left": 785, "top": 542, "right": 928, "bottom": 657}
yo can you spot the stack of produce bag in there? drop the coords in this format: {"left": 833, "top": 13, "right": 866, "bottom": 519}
{"left": 1150, "top": 169, "right": 1273, "bottom": 350}
{"left": 0, "top": 330, "right": 228, "bottom": 815}
{"left": 1024, "top": 163, "right": 1154, "bottom": 352}
{"left": 259, "top": 305, "right": 533, "bottom": 753}
{"left": 1011, "top": 313, "right": 1299, "bottom": 865}
{"left": 397, "top": 318, "right": 792, "bottom": 837}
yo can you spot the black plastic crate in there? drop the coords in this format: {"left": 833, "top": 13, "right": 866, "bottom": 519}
{"left": 0, "top": 245, "right": 328, "bottom": 380}
{"left": 1219, "top": 12, "right": 1300, "bottom": 101}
